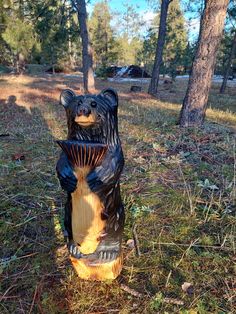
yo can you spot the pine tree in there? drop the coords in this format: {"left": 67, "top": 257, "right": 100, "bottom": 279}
{"left": 72, "top": 0, "right": 95, "bottom": 92}
{"left": 144, "top": 0, "right": 188, "bottom": 82}
{"left": 114, "top": 3, "right": 143, "bottom": 65}
{"left": 142, "top": 14, "right": 160, "bottom": 73}
{"left": 148, "top": 0, "right": 172, "bottom": 95}
{"left": 0, "top": 0, "right": 11, "bottom": 64}
{"left": 219, "top": 3, "right": 236, "bottom": 93}
{"left": 0, "top": 0, "right": 80, "bottom": 72}
{"left": 28, "top": 0, "right": 81, "bottom": 71}
{"left": 116, "top": 36, "right": 143, "bottom": 66}
{"left": 179, "top": 0, "right": 229, "bottom": 127}
{"left": 163, "top": 0, "right": 188, "bottom": 78}
{"left": 121, "top": 3, "right": 142, "bottom": 41}
{"left": 220, "top": 31, "right": 236, "bottom": 93}
{"left": 89, "top": 1, "right": 118, "bottom": 68}
{"left": 1, "top": 1, "right": 37, "bottom": 73}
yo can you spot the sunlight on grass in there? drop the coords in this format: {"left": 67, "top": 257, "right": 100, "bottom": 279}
{"left": 207, "top": 107, "right": 236, "bottom": 127}
{"left": 0, "top": 75, "right": 235, "bottom": 313}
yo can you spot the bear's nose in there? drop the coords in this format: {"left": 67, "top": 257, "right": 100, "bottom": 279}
{"left": 77, "top": 106, "right": 91, "bottom": 117}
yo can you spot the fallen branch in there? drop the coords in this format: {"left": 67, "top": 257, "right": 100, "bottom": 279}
{"left": 156, "top": 242, "right": 234, "bottom": 252}
{"left": 132, "top": 223, "right": 141, "bottom": 257}
{"left": 120, "top": 284, "right": 184, "bottom": 306}
{"left": 29, "top": 285, "right": 38, "bottom": 314}
{"left": 16, "top": 252, "right": 39, "bottom": 260}
{"left": 0, "top": 295, "right": 18, "bottom": 300}
{"left": 0, "top": 285, "right": 16, "bottom": 302}
{"left": 14, "top": 216, "right": 37, "bottom": 228}
{"left": 163, "top": 297, "right": 184, "bottom": 306}
{"left": 120, "top": 284, "right": 143, "bottom": 298}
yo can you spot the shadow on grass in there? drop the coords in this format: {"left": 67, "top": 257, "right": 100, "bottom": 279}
{"left": 0, "top": 95, "right": 69, "bottom": 313}
{"left": 24, "top": 74, "right": 84, "bottom": 94}
{"left": 23, "top": 74, "right": 236, "bottom": 128}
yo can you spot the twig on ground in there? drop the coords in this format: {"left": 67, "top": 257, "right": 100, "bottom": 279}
{"left": 86, "top": 311, "right": 119, "bottom": 314}
{"left": 29, "top": 285, "right": 38, "bottom": 314}
{"left": 0, "top": 295, "right": 18, "bottom": 300}
{"left": 16, "top": 252, "right": 39, "bottom": 260}
{"left": 175, "top": 238, "right": 199, "bottom": 268}
{"left": 132, "top": 223, "right": 141, "bottom": 257}
{"left": 0, "top": 285, "right": 16, "bottom": 303}
{"left": 163, "top": 297, "right": 184, "bottom": 306}
{"left": 153, "top": 241, "right": 234, "bottom": 252}
{"left": 14, "top": 216, "right": 37, "bottom": 228}
{"left": 120, "top": 284, "right": 143, "bottom": 298}
{"left": 165, "top": 270, "right": 172, "bottom": 288}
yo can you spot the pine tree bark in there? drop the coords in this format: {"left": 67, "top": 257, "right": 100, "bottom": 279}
{"left": 72, "top": 0, "right": 95, "bottom": 93}
{"left": 220, "top": 31, "right": 236, "bottom": 94}
{"left": 148, "top": 0, "right": 171, "bottom": 95}
{"left": 179, "top": 0, "right": 229, "bottom": 127}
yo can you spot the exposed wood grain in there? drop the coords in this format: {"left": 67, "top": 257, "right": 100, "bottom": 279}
{"left": 71, "top": 255, "right": 122, "bottom": 280}
{"left": 72, "top": 166, "right": 105, "bottom": 254}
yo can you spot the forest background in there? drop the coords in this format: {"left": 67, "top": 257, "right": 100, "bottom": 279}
{"left": 0, "top": 0, "right": 235, "bottom": 80}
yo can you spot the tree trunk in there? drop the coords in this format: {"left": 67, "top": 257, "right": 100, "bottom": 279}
{"left": 16, "top": 54, "right": 20, "bottom": 74}
{"left": 179, "top": 0, "right": 229, "bottom": 127}
{"left": 148, "top": 0, "right": 171, "bottom": 95}
{"left": 220, "top": 31, "right": 236, "bottom": 94}
{"left": 67, "top": 3, "right": 75, "bottom": 69}
{"left": 73, "top": 0, "right": 95, "bottom": 93}
{"left": 18, "top": 53, "right": 25, "bottom": 74}
{"left": 50, "top": 46, "right": 55, "bottom": 75}
{"left": 15, "top": 52, "right": 25, "bottom": 74}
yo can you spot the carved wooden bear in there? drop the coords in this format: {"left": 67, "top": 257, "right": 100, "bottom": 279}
{"left": 56, "top": 88, "right": 124, "bottom": 280}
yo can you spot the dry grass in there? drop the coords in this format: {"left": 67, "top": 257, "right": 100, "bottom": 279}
{"left": 0, "top": 74, "right": 235, "bottom": 313}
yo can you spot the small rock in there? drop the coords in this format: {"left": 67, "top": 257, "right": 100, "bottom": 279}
{"left": 130, "top": 85, "right": 142, "bottom": 92}
{"left": 163, "top": 79, "right": 173, "bottom": 85}
{"left": 126, "top": 239, "right": 135, "bottom": 248}
{"left": 181, "top": 282, "right": 194, "bottom": 295}
{"left": 12, "top": 153, "right": 25, "bottom": 161}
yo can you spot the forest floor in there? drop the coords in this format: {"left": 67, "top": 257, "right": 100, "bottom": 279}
{"left": 0, "top": 74, "right": 235, "bottom": 314}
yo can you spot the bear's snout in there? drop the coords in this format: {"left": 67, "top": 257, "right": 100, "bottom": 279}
{"left": 74, "top": 105, "right": 97, "bottom": 126}
{"left": 77, "top": 106, "right": 91, "bottom": 117}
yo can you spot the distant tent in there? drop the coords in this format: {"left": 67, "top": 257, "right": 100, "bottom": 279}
{"left": 116, "top": 65, "right": 150, "bottom": 78}
{"left": 105, "top": 65, "right": 150, "bottom": 78}
{"left": 105, "top": 66, "right": 123, "bottom": 77}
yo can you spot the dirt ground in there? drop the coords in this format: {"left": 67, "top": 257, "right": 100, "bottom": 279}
{"left": 0, "top": 74, "right": 235, "bottom": 313}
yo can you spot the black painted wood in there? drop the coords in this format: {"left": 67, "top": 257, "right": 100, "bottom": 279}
{"left": 56, "top": 88, "right": 125, "bottom": 265}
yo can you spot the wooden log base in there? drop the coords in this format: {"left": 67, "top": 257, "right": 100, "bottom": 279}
{"left": 70, "top": 254, "right": 122, "bottom": 281}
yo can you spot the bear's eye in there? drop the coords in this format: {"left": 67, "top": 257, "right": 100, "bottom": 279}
{"left": 91, "top": 101, "right": 97, "bottom": 108}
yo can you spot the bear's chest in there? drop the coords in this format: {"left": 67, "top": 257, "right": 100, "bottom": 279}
{"left": 72, "top": 166, "right": 105, "bottom": 254}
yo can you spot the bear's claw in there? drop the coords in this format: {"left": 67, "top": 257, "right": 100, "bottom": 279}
{"left": 68, "top": 241, "right": 83, "bottom": 259}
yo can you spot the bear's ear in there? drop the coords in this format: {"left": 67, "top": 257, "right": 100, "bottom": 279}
{"left": 101, "top": 88, "right": 118, "bottom": 107}
{"left": 60, "top": 89, "right": 75, "bottom": 107}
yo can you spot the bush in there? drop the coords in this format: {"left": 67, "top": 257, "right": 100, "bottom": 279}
{"left": 0, "top": 65, "right": 11, "bottom": 73}
{"left": 95, "top": 66, "right": 109, "bottom": 78}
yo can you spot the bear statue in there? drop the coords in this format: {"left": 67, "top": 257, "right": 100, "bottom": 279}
{"left": 56, "top": 88, "right": 125, "bottom": 280}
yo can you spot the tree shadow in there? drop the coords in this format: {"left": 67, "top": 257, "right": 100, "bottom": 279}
{"left": 24, "top": 74, "right": 84, "bottom": 94}
{"left": 0, "top": 93, "right": 107, "bottom": 312}
{"left": 0, "top": 95, "right": 70, "bottom": 313}
{"left": 1, "top": 75, "right": 234, "bottom": 311}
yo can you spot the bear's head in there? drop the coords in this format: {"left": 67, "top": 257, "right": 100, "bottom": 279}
{"left": 60, "top": 88, "right": 120, "bottom": 145}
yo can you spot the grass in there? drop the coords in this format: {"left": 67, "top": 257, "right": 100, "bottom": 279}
{"left": 0, "top": 74, "right": 235, "bottom": 313}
